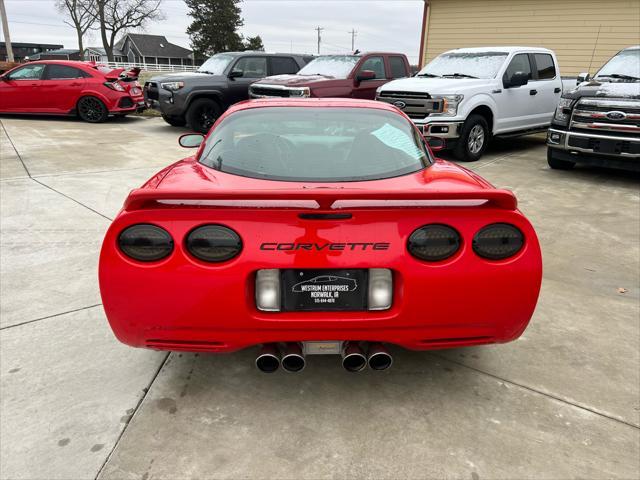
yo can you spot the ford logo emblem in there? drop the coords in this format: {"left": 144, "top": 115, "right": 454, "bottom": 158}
{"left": 393, "top": 100, "right": 406, "bottom": 109}
{"left": 606, "top": 111, "right": 626, "bottom": 120}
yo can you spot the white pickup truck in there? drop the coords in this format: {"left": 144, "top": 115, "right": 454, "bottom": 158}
{"left": 376, "top": 46, "right": 563, "bottom": 161}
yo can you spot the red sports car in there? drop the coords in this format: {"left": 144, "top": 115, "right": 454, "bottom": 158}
{"left": 0, "top": 60, "right": 144, "bottom": 122}
{"left": 99, "top": 98, "right": 542, "bottom": 373}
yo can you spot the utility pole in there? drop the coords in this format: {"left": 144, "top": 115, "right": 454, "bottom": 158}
{"left": 349, "top": 29, "right": 357, "bottom": 51}
{"left": 0, "top": 0, "right": 14, "bottom": 62}
{"left": 315, "top": 26, "right": 323, "bottom": 55}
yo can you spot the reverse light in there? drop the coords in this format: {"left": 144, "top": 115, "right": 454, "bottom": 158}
{"left": 185, "top": 225, "right": 242, "bottom": 262}
{"left": 368, "top": 268, "right": 393, "bottom": 311}
{"left": 553, "top": 97, "right": 575, "bottom": 124}
{"left": 256, "top": 269, "right": 281, "bottom": 312}
{"left": 161, "top": 81, "right": 185, "bottom": 91}
{"left": 104, "top": 81, "right": 125, "bottom": 92}
{"left": 118, "top": 224, "right": 173, "bottom": 262}
{"left": 408, "top": 224, "right": 461, "bottom": 261}
{"left": 473, "top": 223, "right": 524, "bottom": 260}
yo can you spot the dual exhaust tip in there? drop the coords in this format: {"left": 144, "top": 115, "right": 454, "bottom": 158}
{"left": 256, "top": 342, "right": 392, "bottom": 373}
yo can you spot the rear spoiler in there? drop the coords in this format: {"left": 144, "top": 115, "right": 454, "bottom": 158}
{"left": 123, "top": 188, "right": 517, "bottom": 211}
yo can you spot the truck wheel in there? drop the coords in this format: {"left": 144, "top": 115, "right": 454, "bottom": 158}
{"left": 185, "top": 98, "right": 221, "bottom": 133}
{"left": 547, "top": 147, "right": 575, "bottom": 170}
{"left": 453, "top": 114, "right": 489, "bottom": 162}
{"left": 77, "top": 96, "right": 109, "bottom": 123}
{"left": 162, "top": 115, "right": 187, "bottom": 127}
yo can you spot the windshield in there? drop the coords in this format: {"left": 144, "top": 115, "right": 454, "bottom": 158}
{"left": 418, "top": 52, "right": 508, "bottom": 79}
{"left": 199, "top": 107, "right": 430, "bottom": 182}
{"left": 595, "top": 48, "right": 640, "bottom": 81}
{"left": 197, "top": 54, "right": 235, "bottom": 75}
{"left": 297, "top": 56, "right": 361, "bottom": 79}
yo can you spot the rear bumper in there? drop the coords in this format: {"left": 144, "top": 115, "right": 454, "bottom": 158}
{"left": 99, "top": 206, "right": 542, "bottom": 354}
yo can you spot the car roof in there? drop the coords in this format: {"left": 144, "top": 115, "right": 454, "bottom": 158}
{"left": 217, "top": 51, "right": 310, "bottom": 57}
{"left": 622, "top": 45, "right": 640, "bottom": 51}
{"left": 19, "top": 59, "right": 95, "bottom": 68}
{"left": 442, "top": 46, "right": 554, "bottom": 54}
{"left": 226, "top": 98, "right": 400, "bottom": 115}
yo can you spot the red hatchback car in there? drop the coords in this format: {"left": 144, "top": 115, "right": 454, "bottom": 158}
{"left": 99, "top": 98, "right": 542, "bottom": 373}
{"left": 0, "top": 60, "right": 144, "bottom": 122}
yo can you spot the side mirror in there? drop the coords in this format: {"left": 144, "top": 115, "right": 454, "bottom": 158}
{"left": 427, "top": 137, "right": 446, "bottom": 152}
{"left": 0, "top": 75, "right": 7, "bottom": 82}
{"left": 179, "top": 133, "right": 204, "bottom": 148}
{"left": 576, "top": 72, "right": 591, "bottom": 85}
{"left": 356, "top": 70, "right": 376, "bottom": 83}
{"left": 503, "top": 71, "right": 529, "bottom": 89}
{"left": 228, "top": 70, "right": 243, "bottom": 79}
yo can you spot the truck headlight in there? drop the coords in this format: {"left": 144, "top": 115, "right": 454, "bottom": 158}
{"left": 553, "top": 97, "right": 575, "bottom": 124}
{"left": 160, "top": 81, "right": 184, "bottom": 91}
{"left": 437, "top": 95, "right": 463, "bottom": 116}
{"left": 288, "top": 87, "right": 310, "bottom": 97}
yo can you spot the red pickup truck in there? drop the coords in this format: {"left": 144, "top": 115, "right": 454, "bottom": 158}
{"left": 249, "top": 52, "right": 411, "bottom": 99}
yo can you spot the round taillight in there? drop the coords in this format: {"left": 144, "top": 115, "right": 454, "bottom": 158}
{"left": 407, "top": 224, "right": 461, "bottom": 261}
{"left": 473, "top": 223, "right": 524, "bottom": 260}
{"left": 118, "top": 224, "right": 173, "bottom": 262}
{"left": 186, "top": 225, "right": 242, "bottom": 262}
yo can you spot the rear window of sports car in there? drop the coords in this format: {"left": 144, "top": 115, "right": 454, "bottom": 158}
{"left": 198, "top": 107, "right": 431, "bottom": 182}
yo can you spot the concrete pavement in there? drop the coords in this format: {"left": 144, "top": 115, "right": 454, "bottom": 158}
{"left": 0, "top": 116, "right": 638, "bottom": 479}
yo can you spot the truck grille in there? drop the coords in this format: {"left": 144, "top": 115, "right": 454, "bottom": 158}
{"left": 249, "top": 85, "right": 292, "bottom": 98}
{"left": 144, "top": 82, "right": 159, "bottom": 100}
{"left": 376, "top": 91, "right": 443, "bottom": 120}
{"left": 570, "top": 98, "right": 640, "bottom": 136}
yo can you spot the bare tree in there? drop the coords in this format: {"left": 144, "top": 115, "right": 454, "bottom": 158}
{"left": 56, "top": 0, "right": 97, "bottom": 60}
{"left": 0, "top": 0, "right": 14, "bottom": 62}
{"left": 96, "top": 0, "right": 163, "bottom": 62}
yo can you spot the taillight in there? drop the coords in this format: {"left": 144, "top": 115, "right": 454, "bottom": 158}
{"left": 473, "top": 223, "right": 524, "bottom": 260}
{"left": 104, "top": 81, "right": 125, "bottom": 92}
{"left": 186, "top": 225, "right": 242, "bottom": 262}
{"left": 118, "top": 224, "right": 173, "bottom": 262}
{"left": 407, "top": 224, "right": 461, "bottom": 261}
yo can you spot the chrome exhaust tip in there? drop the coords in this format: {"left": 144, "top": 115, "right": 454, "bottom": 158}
{"left": 341, "top": 342, "right": 367, "bottom": 372}
{"left": 256, "top": 344, "right": 280, "bottom": 373}
{"left": 367, "top": 343, "right": 393, "bottom": 371}
{"left": 281, "top": 343, "right": 306, "bottom": 373}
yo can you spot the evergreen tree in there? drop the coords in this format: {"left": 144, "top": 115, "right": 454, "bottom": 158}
{"left": 243, "top": 35, "right": 264, "bottom": 51}
{"left": 186, "top": 0, "right": 244, "bottom": 57}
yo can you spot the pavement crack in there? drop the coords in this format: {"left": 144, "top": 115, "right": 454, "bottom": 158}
{"left": 1, "top": 120, "right": 112, "bottom": 221}
{"left": 94, "top": 351, "right": 171, "bottom": 480}
{"left": 31, "top": 178, "right": 113, "bottom": 221}
{"left": 1, "top": 119, "right": 32, "bottom": 177}
{"left": 430, "top": 352, "right": 640, "bottom": 430}
{"left": 0, "top": 304, "right": 103, "bottom": 330}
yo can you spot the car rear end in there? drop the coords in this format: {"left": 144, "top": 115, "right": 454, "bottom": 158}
{"left": 99, "top": 99, "right": 542, "bottom": 371}
{"left": 96, "top": 66, "right": 145, "bottom": 114}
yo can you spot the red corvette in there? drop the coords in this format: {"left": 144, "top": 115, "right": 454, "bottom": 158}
{"left": 99, "top": 98, "right": 542, "bottom": 372}
{"left": 0, "top": 60, "right": 144, "bottom": 122}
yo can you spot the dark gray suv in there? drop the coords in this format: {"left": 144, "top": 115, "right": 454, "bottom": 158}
{"left": 144, "top": 51, "right": 312, "bottom": 132}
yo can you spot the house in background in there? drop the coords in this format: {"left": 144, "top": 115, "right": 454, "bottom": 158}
{"left": 418, "top": 0, "right": 640, "bottom": 75}
{"left": 0, "top": 42, "right": 63, "bottom": 62}
{"left": 84, "top": 33, "right": 194, "bottom": 66}
{"left": 83, "top": 46, "right": 127, "bottom": 63}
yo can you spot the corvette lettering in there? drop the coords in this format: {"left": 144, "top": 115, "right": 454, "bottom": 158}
{"left": 260, "top": 242, "right": 390, "bottom": 251}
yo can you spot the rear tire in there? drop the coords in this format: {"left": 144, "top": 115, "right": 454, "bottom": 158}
{"left": 77, "top": 96, "right": 108, "bottom": 123}
{"left": 162, "top": 115, "right": 187, "bottom": 127}
{"left": 453, "top": 114, "right": 489, "bottom": 162}
{"left": 547, "top": 147, "right": 575, "bottom": 170}
{"left": 185, "top": 98, "right": 221, "bottom": 133}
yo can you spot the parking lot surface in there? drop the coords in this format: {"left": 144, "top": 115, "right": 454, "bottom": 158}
{"left": 1, "top": 115, "right": 638, "bottom": 479}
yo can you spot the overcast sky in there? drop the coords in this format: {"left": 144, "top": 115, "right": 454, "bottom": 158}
{"left": 3, "top": 0, "right": 424, "bottom": 62}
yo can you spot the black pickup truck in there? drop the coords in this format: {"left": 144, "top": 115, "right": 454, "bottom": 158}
{"left": 144, "top": 51, "right": 312, "bottom": 132}
{"left": 547, "top": 46, "right": 640, "bottom": 171}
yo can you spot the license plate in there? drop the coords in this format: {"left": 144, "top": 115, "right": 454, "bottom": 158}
{"left": 281, "top": 269, "right": 367, "bottom": 311}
